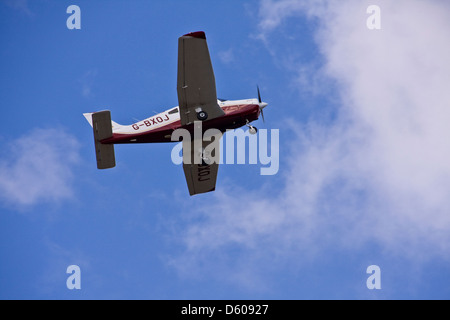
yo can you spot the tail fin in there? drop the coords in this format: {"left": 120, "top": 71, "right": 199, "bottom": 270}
{"left": 84, "top": 111, "right": 116, "bottom": 169}
{"left": 83, "top": 112, "right": 94, "bottom": 127}
{"left": 83, "top": 112, "right": 122, "bottom": 130}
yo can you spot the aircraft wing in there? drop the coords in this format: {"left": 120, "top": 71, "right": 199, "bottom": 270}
{"left": 177, "top": 31, "right": 225, "bottom": 126}
{"left": 182, "top": 135, "right": 220, "bottom": 196}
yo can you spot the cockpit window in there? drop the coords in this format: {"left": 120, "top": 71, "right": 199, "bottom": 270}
{"left": 168, "top": 108, "right": 179, "bottom": 114}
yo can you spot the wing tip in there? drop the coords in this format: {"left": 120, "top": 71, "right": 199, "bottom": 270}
{"left": 182, "top": 31, "right": 206, "bottom": 39}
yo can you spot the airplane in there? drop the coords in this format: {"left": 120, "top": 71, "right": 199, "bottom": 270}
{"left": 83, "top": 31, "right": 268, "bottom": 196}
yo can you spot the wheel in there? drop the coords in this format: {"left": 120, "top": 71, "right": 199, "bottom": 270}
{"left": 249, "top": 126, "right": 258, "bottom": 135}
{"left": 197, "top": 111, "right": 208, "bottom": 121}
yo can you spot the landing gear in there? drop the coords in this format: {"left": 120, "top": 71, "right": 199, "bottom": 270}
{"left": 249, "top": 126, "right": 258, "bottom": 135}
{"left": 197, "top": 110, "right": 208, "bottom": 121}
{"left": 246, "top": 120, "right": 258, "bottom": 135}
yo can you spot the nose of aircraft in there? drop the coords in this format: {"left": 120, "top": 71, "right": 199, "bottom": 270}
{"left": 257, "top": 86, "right": 268, "bottom": 108}
{"left": 259, "top": 101, "right": 268, "bottom": 109}
{"left": 257, "top": 86, "right": 268, "bottom": 122}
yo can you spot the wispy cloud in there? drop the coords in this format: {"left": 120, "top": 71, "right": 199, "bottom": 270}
{"left": 169, "top": 0, "right": 450, "bottom": 290}
{"left": 0, "top": 128, "right": 80, "bottom": 209}
{"left": 79, "top": 69, "right": 98, "bottom": 98}
{"left": 2, "top": 0, "right": 34, "bottom": 17}
{"left": 218, "top": 48, "right": 235, "bottom": 64}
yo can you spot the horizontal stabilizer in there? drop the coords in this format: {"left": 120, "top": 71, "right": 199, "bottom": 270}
{"left": 92, "top": 111, "right": 115, "bottom": 169}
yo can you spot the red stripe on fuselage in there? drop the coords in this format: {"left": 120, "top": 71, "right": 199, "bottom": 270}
{"left": 101, "top": 104, "right": 260, "bottom": 144}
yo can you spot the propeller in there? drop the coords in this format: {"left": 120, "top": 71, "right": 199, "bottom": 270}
{"left": 257, "top": 85, "right": 268, "bottom": 122}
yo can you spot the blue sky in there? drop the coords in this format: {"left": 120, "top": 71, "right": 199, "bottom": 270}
{"left": 1, "top": 0, "right": 450, "bottom": 300}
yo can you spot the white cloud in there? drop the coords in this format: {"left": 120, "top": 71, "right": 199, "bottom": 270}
{"left": 3, "top": 0, "right": 34, "bottom": 17}
{"left": 218, "top": 48, "right": 235, "bottom": 64}
{"left": 79, "top": 69, "right": 98, "bottom": 98}
{"left": 311, "top": 0, "right": 450, "bottom": 242}
{"left": 0, "top": 128, "right": 80, "bottom": 208}
{"left": 169, "top": 0, "right": 450, "bottom": 288}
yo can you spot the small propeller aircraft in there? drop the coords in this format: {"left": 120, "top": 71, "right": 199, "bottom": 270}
{"left": 83, "top": 31, "right": 268, "bottom": 195}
